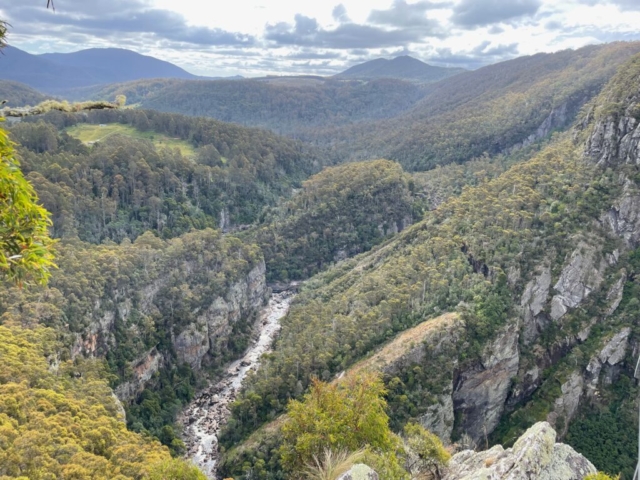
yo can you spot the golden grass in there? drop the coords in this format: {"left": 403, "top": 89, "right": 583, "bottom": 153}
{"left": 65, "top": 123, "right": 196, "bottom": 158}
{"left": 347, "top": 312, "right": 460, "bottom": 378}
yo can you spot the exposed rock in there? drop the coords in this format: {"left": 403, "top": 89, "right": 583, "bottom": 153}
{"left": 605, "top": 270, "right": 626, "bottom": 316}
{"left": 453, "top": 322, "right": 520, "bottom": 442}
{"left": 550, "top": 242, "right": 605, "bottom": 321}
{"left": 418, "top": 387, "right": 455, "bottom": 442}
{"left": 547, "top": 372, "right": 584, "bottom": 437}
{"left": 337, "top": 464, "right": 379, "bottom": 480}
{"left": 520, "top": 266, "right": 551, "bottom": 344}
{"left": 443, "top": 422, "right": 596, "bottom": 480}
{"left": 115, "top": 348, "right": 164, "bottom": 401}
{"left": 174, "top": 262, "right": 268, "bottom": 369}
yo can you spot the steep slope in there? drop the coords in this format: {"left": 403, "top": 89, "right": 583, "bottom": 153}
{"left": 336, "top": 55, "right": 465, "bottom": 83}
{"left": 0, "top": 324, "right": 205, "bottom": 478}
{"left": 219, "top": 51, "right": 640, "bottom": 478}
{"left": 40, "top": 48, "right": 198, "bottom": 84}
{"left": 317, "top": 42, "right": 640, "bottom": 170}
{"left": 0, "top": 79, "right": 49, "bottom": 106}
{"left": 253, "top": 159, "right": 415, "bottom": 282}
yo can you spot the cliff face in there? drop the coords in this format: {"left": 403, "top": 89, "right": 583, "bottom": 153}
{"left": 112, "top": 262, "right": 268, "bottom": 401}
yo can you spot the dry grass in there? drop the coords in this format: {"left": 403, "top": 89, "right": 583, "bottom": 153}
{"left": 302, "top": 448, "right": 366, "bottom": 480}
{"left": 347, "top": 312, "right": 460, "bottom": 378}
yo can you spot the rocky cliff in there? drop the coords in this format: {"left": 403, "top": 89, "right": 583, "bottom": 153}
{"left": 443, "top": 422, "right": 596, "bottom": 480}
{"left": 114, "top": 261, "right": 268, "bottom": 400}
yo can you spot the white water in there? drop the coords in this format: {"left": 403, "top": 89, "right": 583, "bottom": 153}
{"left": 181, "top": 292, "right": 294, "bottom": 478}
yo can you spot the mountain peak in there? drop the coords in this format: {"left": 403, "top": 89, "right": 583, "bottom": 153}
{"left": 336, "top": 55, "right": 465, "bottom": 83}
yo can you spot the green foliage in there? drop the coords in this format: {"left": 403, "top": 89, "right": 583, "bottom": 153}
{"left": 323, "top": 42, "right": 640, "bottom": 171}
{"left": 566, "top": 373, "right": 638, "bottom": 480}
{"left": 0, "top": 124, "right": 56, "bottom": 285}
{"left": 11, "top": 108, "right": 319, "bottom": 243}
{"left": 280, "top": 373, "right": 395, "bottom": 474}
{"left": 0, "top": 323, "right": 203, "bottom": 479}
{"left": 111, "top": 77, "right": 429, "bottom": 138}
{"left": 403, "top": 422, "right": 451, "bottom": 478}
{"left": 255, "top": 159, "right": 414, "bottom": 282}
{"left": 0, "top": 228, "right": 263, "bottom": 451}
{"left": 584, "top": 474, "right": 621, "bottom": 480}
{"left": 0, "top": 80, "right": 49, "bottom": 108}
{"left": 224, "top": 134, "right": 591, "bottom": 445}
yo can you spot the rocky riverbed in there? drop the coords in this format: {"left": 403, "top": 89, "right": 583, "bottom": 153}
{"left": 179, "top": 291, "right": 294, "bottom": 478}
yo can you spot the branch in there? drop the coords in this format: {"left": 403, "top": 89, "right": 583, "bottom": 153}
{"left": 1, "top": 100, "right": 119, "bottom": 118}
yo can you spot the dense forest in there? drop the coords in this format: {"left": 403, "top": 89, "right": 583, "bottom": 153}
{"left": 316, "top": 42, "right": 640, "bottom": 170}
{"left": 3, "top": 15, "right": 640, "bottom": 477}
{"left": 252, "top": 159, "right": 415, "bottom": 282}
{"left": 0, "top": 79, "right": 49, "bottom": 107}
{"left": 218, "top": 52, "right": 640, "bottom": 478}
{"left": 10, "top": 109, "right": 320, "bottom": 242}
{"left": 82, "top": 77, "right": 429, "bottom": 138}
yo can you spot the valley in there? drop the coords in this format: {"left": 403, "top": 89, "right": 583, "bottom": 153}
{"left": 2, "top": 8, "right": 640, "bottom": 479}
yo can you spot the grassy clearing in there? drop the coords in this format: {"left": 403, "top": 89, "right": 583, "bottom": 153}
{"left": 65, "top": 123, "right": 197, "bottom": 157}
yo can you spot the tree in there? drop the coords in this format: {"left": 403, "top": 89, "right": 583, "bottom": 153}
{"left": 403, "top": 422, "right": 451, "bottom": 479}
{"left": 0, "top": 124, "right": 56, "bottom": 285}
{"left": 280, "top": 372, "right": 395, "bottom": 474}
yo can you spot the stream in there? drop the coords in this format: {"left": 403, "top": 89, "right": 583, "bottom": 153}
{"left": 180, "top": 291, "right": 294, "bottom": 478}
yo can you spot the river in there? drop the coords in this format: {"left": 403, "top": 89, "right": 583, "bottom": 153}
{"left": 180, "top": 291, "right": 294, "bottom": 478}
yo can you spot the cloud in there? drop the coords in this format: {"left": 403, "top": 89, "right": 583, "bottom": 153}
{"left": 451, "top": 0, "right": 542, "bottom": 28}
{"left": 577, "top": 0, "right": 640, "bottom": 10}
{"left": 0, "top": 0, "right": 254, "bottom": 46}
{"left": 265, "top": 14, "right": 434, "bottom": 49}
{"left": 332, "top": 4, "right": 350, "bottom": 23}
{"left": 427, "top": 41, "right": 520, "bottom": 69}
{"left": 368, "top": 0, "right": 451, "bottom": 27}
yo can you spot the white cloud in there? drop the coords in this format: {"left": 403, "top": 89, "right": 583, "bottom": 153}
{"left": 0, "top": 0, "right": 639, "bottom": 76}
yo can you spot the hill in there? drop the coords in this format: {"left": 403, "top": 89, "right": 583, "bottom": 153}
{"left": 85, "top": 77, "right": 430, "bottom": 137}
{"left": 40, "top": 48, "right": 198, "bottom": 84}
{"left": 0, "top": 79, "right": 49, "bottom": 107}
{"left": 336, "top": 55, "right": 466, "bottom": 83}
{"left": 0, "top": 46, "right": 198, "bottom": 92}
{"left": 315, "top": 42, "right": 640, "bottom": 170}
{"left": 219, "top": 50, "right": 640, "bottom": 479}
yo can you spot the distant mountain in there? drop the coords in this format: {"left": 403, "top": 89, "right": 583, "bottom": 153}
{"left": 39, "top": 48, "right": 198, "bottom": 84}
{"left": 0, "top": 79, "right": 49, "bottom": 107}
{"left": 336, "top": 55, "right": 466, "bottom": 83}
{"left": 0, "top": 46, "right": 198, "bottom": 92}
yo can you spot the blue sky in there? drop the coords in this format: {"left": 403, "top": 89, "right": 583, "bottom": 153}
{"left": 1, "top": 0, "right": 640, "bottom": 76}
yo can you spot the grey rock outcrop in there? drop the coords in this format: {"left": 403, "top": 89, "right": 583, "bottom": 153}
{"left": 453, "top": 322, "right": 520, "bottom": 443}
{"left": 115, "top": 347, "right": 164, "bottom": 400}
{"left": 337, "top": 464, "right": 379, "bottom": 480}
{"left": 520, "top": 266, "right": 551, "bottom": 344}
{"left": 550, "top": 242, "right": 605, "bottom": 321}
{"left": 443, "top": 422, "right": 596, "bottom": 480}
{"left": 174, "top": 262, "right": 267, "bottom": 369}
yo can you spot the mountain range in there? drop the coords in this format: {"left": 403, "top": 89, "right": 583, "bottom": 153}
{"left": 0, "top": 46, "right": 198, "bottom": 92}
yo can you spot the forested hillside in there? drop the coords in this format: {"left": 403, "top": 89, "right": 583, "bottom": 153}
{"left": 0, "top": 324, "right": 205, "bottom": 478}
{"left": 10, "top": 109, "right": 320, "bottom": 242}
{"left": 252, "top": 159, "right": 415, "bottom": 282}
{"left": 336, "top": 55, "right": 465, "bottom": 83}
{"left": 0, "top": 79, "right": 48, "bottom": 107}
{"left": 312, "top": 42, "right": 640, "bottom": 170}
{"left": 219, "top": 51, "right": 640, "bottom": 479}
{"left": 84, "top": 77, "right": 429, "bottom": 137}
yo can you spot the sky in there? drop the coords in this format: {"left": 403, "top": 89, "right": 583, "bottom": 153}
{"left": 1, "top": 0, "right": 640, "bottom": 77}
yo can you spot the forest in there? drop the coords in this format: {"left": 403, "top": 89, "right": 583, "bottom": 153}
{"left": 2, "top": 11, "right": 640, "bottom": 477}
